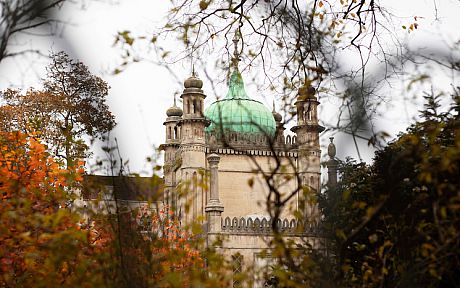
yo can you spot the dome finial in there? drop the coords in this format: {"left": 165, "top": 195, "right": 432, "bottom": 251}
{"left": 231, "top": 29, "right": 241, "bottom": 68}
{"left": 328, "top": 137, "right": 336, "bottom": 158}
{"left": 272, "top": 100, "right": 282, "bottom": 122}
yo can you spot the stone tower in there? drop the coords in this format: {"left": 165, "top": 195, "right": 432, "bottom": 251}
{"left": 177, "top": 73, "right": 209, "bottom": 222}
{"left": 291, "top": 83, "right": 324, "bottom": 218}
{"left": 161, "top": 96, "right": 182, "bottom": 210}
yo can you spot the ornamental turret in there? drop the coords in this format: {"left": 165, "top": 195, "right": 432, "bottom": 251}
{"left": 161, "top": 96, "right": 182, "bottom": 209}
{"left": 291, "top": 82, "right": 324, "bottom": 218}
{"left": 179, "top": 72, "right": 208, "bottom": 144}
{"left": 177, "top": 72, "right": 209, "bottom": 223}
{"left": 164, "top": 96, "right": 182, "bottom": 144}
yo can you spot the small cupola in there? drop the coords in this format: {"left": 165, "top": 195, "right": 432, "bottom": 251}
{"left": 166, "top": 96, "right": 183, "bottom": 117}
{"left": 184, "top": 75, "right": 203, "bottom": 89}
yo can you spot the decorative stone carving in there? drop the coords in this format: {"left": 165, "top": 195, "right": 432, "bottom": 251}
{"left": 220, "top": 216, "right": 321, "bottom": 235}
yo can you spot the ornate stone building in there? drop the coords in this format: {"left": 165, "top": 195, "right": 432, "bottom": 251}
{"left": 159, "top": 38, "right": 337, "bottom": 285}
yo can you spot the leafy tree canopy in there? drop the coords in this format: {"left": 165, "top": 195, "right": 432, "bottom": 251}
{"left": 0, "top": 51, "right": 116, "bottom": 167}
{"left": 320, "top": 91, "right": 460, "bottom": 287}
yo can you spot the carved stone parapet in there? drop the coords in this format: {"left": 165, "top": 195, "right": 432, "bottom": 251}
{"left": 220, "top": 216, "right": 321, "bottom": 236}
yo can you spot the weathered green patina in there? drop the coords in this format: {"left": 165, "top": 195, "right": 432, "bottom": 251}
{"left": 205, "top": 70, "right": 276, "bottom": 136}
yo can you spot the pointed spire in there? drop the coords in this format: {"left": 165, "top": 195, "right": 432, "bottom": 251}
{"left": 272, "top": 100, "right": 282, "bottom": 122}
{"left": 173, "top": 94, "right": 177, "bottom": 106}
{"left": 192, "top": 64, "right": 196, "bottom": 77}
{"left": 231, "top": 29, "right": 241, "bottom": 69}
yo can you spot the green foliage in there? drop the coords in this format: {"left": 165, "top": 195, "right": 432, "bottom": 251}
{"left": 320, "top": 92, "right": 460, "bottom": 287}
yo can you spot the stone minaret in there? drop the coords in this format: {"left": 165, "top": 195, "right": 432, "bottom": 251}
{"left": 161, "top": 96, "right": 182, "bottom": 210}
{"left": 177, "top": 73, "right": 209, "bottom": 222}
{"left": 291, "top": 83, "right": 324, "bottom": 218}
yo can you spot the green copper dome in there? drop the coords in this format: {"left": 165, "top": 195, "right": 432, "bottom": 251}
{"left": 205, "top": 70, "right": 276, "bottom": 136}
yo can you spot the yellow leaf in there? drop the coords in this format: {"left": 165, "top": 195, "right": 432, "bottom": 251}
{"left": 440, "top": 206, "right": 447, "bottom": 219}
{"left": 382, "top": 267, "right": 388, "bottom": 275}
{"left": 368, "top": 233, "right": 378, "bottom": 243}
{"left": 336, "top": 229, "right": 347, "bottom": 240}
{"left": 247, "top": 178, "right": 254, "bottom": 188}
{"left": 366, "top": 206, "right": 375, "bottom": 218}
{"left": 199, "top": 0, "right": 209, "bottom": 10}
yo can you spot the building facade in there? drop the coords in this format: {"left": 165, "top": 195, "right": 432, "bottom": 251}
{"left": 160, "top": 54, "right": 334, "bottom": 285}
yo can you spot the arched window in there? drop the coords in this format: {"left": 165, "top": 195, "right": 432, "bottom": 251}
{"left": 195, "top": 99, "right": 201, "bottom": 114}
{"left": 174, "top": 126, "right": 178, "bottom": 139}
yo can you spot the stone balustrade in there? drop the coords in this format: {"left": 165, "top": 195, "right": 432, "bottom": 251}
{"left": 220, "top": 216, "right": 320, "bottom": 235}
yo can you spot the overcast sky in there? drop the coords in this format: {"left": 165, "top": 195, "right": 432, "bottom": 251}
{"left": 1, "top": 0, "right": 459, "bottom": 175}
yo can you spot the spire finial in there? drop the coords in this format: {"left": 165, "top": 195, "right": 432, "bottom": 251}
{"left": 328, "top": 137, "right": 336, "bottom": 158}
{"left": 231, "top": 29, "right": 241, "bottom": 68}
{"left": 173, "top": 94, "right": 177, "bottom": 106}
{"left": 192, "top": 64, "right": 196, "bottom": 77}
{"left": 272, "top": 100, "right": 276, "bottom": 112}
